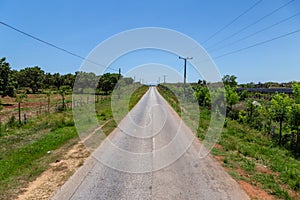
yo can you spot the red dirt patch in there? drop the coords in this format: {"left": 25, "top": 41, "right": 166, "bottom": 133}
{"left": 256, "top": 164, "right": 275, "bottom": 175}
{"left": 212, "top": 144, "right": 277, "bottom": 199}
{"left": 287, "top": 189, "right": 300, "bottom": 200}
{"left": 214, "top": 155, "right": 224, "bottom": 165}
{"left": 214, "top": 143, "right": 222, "bottom": 149}
{"left": 235, "top": 168, "right": 250, "bottom": 177}
{"left": 238, "top": 180, "right": 274, "bottom": 200}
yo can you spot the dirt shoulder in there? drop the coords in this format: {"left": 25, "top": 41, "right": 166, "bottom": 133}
{"left": 17, "top": 141, "right": 90, "bottom": 200}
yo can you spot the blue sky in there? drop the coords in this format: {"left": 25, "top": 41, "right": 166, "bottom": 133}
{"left": 0, "top": 0, "right": 300, "bottom": 84}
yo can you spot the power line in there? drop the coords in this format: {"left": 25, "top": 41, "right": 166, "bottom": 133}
{"left": 207, "top": 0, "right": 296, "bottom": 50}
{"left": 213, "top": 28, "right": 300, "bottom": 59}
{"left": 210, "top": 11, "right": 300, "bottom": 52}
{"left": 0, "top": 21, "right": 119, "bottom": 72}
{"left": 202, "top": 0, "right": 263, "bottom": 45}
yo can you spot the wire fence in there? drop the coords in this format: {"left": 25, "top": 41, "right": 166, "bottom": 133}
{"left": 0, "top": 95, "right": 110, "bottom": 124}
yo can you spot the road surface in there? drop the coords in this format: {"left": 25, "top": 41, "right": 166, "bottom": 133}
{"left": 52, "top": 87, "right": 249, "bottom": 200}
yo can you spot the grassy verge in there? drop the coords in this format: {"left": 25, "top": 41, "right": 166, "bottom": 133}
{"left": 0, "top": 111, "right": 76, "bottom": 199}
{"left": 0, "top": 84, "right": 149, "bottom": 200}
{"left": 157, "top": 85, "right": 300, "bottom": 200}
{"left": 215, "top": 119, "right": 300, "bottom": 199}
{"left": 156, "top": 84, "right": 181, "bottom": 115}
{"left": 129, "top": 85, "right": 149, "bottom": 110}
{"left": 96, "top": 84, "right": 149, "bottom": 136}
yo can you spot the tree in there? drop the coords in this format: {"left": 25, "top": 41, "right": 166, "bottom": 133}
{"left": 222, "top": 75, "right": 237, "bottom": 88}
{"left": 270, "top": 93, "right": 292, "bottom": 144}
{"left": 18, "top": 66, "right": 45, "bottom": 93}
{"left": 59, "top": 85, "right": 71, "bottom": 110}
{"left": 288, "top": 103, "right": 300, "bottom": 131}
{"left": 245, "top": 99, "right": 264, "bottom": 129}
{"left": 289, "top": 82, "right": 300, "bottom": 152}
{"left": 74, "top": 71, "right": 98, "bottom": 93}
{"left": 292, "top": 82, "right": 300, "bottom": 104}
{"left": 288, "top": 102, "right": 300, "bottom": 151}
{"left": 193, "top": 85, "right": 210, "bottom": 107}
{"left": 257, "top": 102, "right": 272, "bottom": 134}
{"left": 0, "top": 57, "right": 14, "bottom": 97}
{"left": 9, "top": 69, "right": 19, "bottom": 92}
{"left": 210, "top": 87, "right": 226, "bottom": 112}
{"left": 0, "top": 100, "right": 3, "bottom": 128}
{"left": 98, "top": 73, "right": 119, "bottom": 94}
{"left": 239, "top": 90, "right": 249, "bottom": 101}
{"left": 197, "top": 79, "right": 207, "bottom": 87}
{"left": 51, "top": 73, "right": 62, "bottom": 90}
{"left": 225, "top": 85, "right": 239, "bottom": 111}
{"left": 0, "top": 57, "right": 10, "bottom": 96}
{"left": 221, "top": 75, "right": 239, "bottom": 113}
{"left": 43, "top": 72, "right": 54, "bottom": 89}
{"left": 61, "top": 73, "right": 75, "bottom": 88}
{"left": 289, "top": 83, "right": 300, "bottom": 133}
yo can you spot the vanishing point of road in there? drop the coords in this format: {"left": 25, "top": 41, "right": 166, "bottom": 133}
{"left": 52, "top": 87, "right": 249, "bottom": 200}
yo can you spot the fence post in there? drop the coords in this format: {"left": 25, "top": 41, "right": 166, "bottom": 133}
{"left": 24, "top": 113, "right": 27, "bottom": 124}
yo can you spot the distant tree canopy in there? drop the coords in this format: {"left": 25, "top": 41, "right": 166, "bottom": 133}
{"left": 75, "top": 71, "right": 98, "bottom": 92}
{"left": 222, "top": 74, "right": 237, "bottom": 88}
{"left": 0, "top": 57, "right": 15, "bottom": 97}
{"left": 18, "top": 66, "right": 45, "bottom": 94}
{"left": 97, "top": 73, "right": 120, "bottom": 94}
{"left": 0, "top": 56, "right": 137, "bottom": 96}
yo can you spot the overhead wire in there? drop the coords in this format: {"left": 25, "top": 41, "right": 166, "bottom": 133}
{"left": 202, "top": 0, "right": 263, "bottom": 45}
{"left": 0, "top": 21, "right": 119, "bottom": 72}
{"left": 209, "top": 11, "right": 300, "bottom": 52}
{"left": 213, "top": 28, "right": 300, "bottom": 60}
{"left": 206, "top": 0, "right": 296, "bottom": 50}
{"left": 182, "top": 0, "right": 263, "bottom": 57}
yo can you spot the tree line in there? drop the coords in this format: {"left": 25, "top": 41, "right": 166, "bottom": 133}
{"left": 0, "top": 57, "right": 131, "bottom": 97}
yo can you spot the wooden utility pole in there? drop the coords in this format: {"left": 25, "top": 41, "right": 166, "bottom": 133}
{"left": 179, "top": 56, "right": 192, "bottom": 99}
{"left": 118, "top": 68, "right": 121, "bottom": 99}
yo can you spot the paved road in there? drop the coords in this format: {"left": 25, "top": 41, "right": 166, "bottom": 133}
{"left": 52, "top": 87, "right": 249, "bottom": 200}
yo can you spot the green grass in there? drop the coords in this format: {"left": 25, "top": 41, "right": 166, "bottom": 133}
{"left": 211, "top": 120, "right": 300, "bottom": 199}
{"left": 129, "top": 85, "right": 149, "bottom": 110}
{"left": 252, "top": 173, "right": 291, "bottom": 199}
{"left": 95, "top": 84, "right": 149, "bottom": 132}
{"left": 0, "top": 126, "right": 76, "bottom": 181}
{"left": 211, "top": 119, "right": 300, "bottom": 199}
{"left": 102, "top": 119, "right": 117, "bottom": 136}
{"left": 95, "top": 96, "right": 113, "bottom": 121}
{"left": 0, "top": 111, "right": 77, "bottom": 199}
{"left": 158, "top": 85, "right": 300, "bottom": 200}
{"left": 157, "top": 84, "right": 181, "bottom": 115}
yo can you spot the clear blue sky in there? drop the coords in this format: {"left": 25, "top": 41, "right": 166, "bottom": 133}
{"left": 0, "top": 0, "right": 300, "bottom": 84}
